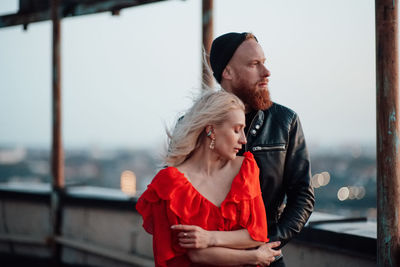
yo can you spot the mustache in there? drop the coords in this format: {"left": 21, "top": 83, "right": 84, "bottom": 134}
{"left": 256, "top": 78, "right": 269, "bottom": 85}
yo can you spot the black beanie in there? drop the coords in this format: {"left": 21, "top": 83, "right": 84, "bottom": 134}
{"left": 210, "top": 32, "right": 257, "bottom": 83}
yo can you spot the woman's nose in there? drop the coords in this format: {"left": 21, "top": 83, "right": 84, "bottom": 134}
{"left": 240, "top": 134, "right": 247, "bottom": 145}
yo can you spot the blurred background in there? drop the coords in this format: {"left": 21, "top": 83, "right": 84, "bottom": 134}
{"left": 0, "top": 0, "right": 376, "bottom": 219}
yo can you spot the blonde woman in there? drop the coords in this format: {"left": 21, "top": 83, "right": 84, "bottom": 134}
{"left": 136, "top": 90, "right": 281, "bottom": 266}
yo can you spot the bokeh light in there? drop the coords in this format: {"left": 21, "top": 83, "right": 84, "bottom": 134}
{"left": 338, "top": 187, "right": 350, "bottom": 201}
{"left": 311, "top": 171, "right": 331, "bottom": 188}
{"left": 337, "top": 185, "right": 366, "bottom": 201}
{"left": 120, "top": 170, "right": 136, "bottom": 196}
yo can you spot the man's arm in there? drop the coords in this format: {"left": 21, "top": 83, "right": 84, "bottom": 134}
{"left": 171, "top": 225, "right": 264, "bottom": 249}
{"left": 272, "top": 115, "right": 315, "bottom": 246}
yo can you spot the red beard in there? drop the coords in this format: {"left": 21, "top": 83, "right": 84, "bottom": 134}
{"left": 232, "top": 80, "right": 272, "bottom": 111}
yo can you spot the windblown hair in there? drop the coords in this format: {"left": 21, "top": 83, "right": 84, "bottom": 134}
{"left": 201, "top": 45, "right": 215, "bottom": 91}
{"left": 165, "top": 90, "right": 245, "bottom": 167}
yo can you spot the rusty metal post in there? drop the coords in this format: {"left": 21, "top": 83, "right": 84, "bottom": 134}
{"left": 51, "top": 0, "right": 64, "bottom": 264}
{"left": 376, "top": 0, "right": 400, "bottom": 266}
{"left": 202, "top": 0, "right": 213, "bottom": 88}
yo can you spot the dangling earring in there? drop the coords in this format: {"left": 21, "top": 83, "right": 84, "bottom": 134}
{"left": 210, "top": 137, "right": 215, "bottom": 150}
{"left": 207, "top": 127, "right": 215, "bottom": 149}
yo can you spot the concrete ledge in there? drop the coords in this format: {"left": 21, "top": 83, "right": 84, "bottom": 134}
{"left": 57, "top": 236, "right": 153, "bottom": 267}
{"left": 0, "top": 184, "right": 377, "bottom": 266}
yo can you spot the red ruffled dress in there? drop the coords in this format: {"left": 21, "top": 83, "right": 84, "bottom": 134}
{"left": 136, "top": 152, "right": 269, "bottom": 267}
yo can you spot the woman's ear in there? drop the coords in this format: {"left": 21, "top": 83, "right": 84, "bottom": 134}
{"left": 205, "top": 125, "right": 214, "bottom": 137}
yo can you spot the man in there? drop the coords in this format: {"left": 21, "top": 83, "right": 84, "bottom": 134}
{"left": 209, "top": 32, "right": 315, "bottom": 266}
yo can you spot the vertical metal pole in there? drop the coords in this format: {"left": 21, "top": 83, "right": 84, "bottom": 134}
{"left": 376, "top": 0, "right": 400, "bottom": 266}
{"left": 51, "top": 0, "right": 64, "bottom": 264}
{"left": 202, "top": 0, "right": 213, "bottom": 88}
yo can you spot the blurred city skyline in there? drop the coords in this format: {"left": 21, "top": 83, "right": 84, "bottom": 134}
{"left": 0, "top": 144, "right": 377, "bottom": 219}
{"left": 0, "top": 0, "right": 376, "bottom": 150}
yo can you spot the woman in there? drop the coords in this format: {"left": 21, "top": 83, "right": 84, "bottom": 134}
{"left": 136, "top": 90, "right": 281, "bottom": 266}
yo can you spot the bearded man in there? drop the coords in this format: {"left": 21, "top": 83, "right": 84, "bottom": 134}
{"left": 210, "top": 32, "right": 315, "bottom": 267}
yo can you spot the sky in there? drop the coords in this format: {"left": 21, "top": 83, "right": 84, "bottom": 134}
{"left": 0, "top": 0, "right": 376, "bottom": 151}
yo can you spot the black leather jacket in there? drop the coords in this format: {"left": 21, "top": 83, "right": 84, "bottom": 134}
{"left": 239, "top": 102, "right": 314, "bottom": 247}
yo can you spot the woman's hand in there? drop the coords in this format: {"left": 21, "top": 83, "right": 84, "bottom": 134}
{"left": 171, "top": 224, "right": 215, "bottom": 249}
{"left": 255, "top": 241, "right": 281, "bottom": 267}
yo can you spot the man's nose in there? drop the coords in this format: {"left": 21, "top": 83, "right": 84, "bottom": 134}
{"left": 262, "top": 64, "right": 271, "bottom": 77}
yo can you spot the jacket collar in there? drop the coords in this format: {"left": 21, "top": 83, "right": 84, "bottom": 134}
{"left": 248, "top": 110, "right": 264, "bottom": 137}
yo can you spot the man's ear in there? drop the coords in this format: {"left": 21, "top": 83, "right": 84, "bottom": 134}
{"left": 222, "top": 66, "right": 233, "bottom": 80}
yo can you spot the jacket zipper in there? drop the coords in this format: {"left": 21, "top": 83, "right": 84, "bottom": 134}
{"left": 252, "top": 144, "right": 286, "bottom": 152}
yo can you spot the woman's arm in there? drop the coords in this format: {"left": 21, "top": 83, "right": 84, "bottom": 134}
{"left": 171, "top": 224, "right": 264, "bottom": 249}
{"left": 187, "top": 242, "right": 281, "bottom": 266}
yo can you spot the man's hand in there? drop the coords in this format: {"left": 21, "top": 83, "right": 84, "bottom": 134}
{"left": 256, "top": 241, "right": 281, "bottom": 267}
{"left": 257, "top": 241, "right": 282, "bottom": 266}
{"left": 171, "top": 224, "right": 215, "bottom": 249}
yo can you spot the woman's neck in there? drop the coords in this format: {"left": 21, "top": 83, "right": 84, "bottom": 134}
{"left": 183, "top": 144, "right": 229, "bottom": 177}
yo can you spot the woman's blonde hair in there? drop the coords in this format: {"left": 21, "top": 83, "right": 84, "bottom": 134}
{"left": 165, "top": 90, "right": 245, "bottom": 167}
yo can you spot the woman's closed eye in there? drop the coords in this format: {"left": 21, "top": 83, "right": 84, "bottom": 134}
{"left": 234, "top": 126, "right": 244, "bottom": 134}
